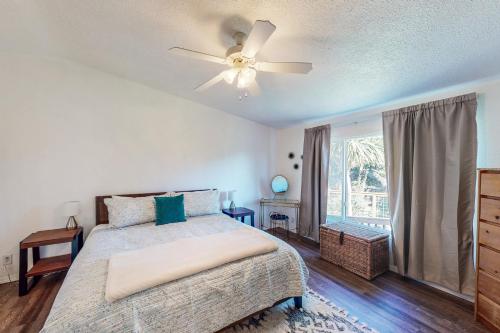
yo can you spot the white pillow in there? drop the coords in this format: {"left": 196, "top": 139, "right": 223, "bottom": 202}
{"left": 178, "top": 190, "right": 220, "bottom": 217}
{"left": 104, "top": 193, "right": 171, "bottom": 228}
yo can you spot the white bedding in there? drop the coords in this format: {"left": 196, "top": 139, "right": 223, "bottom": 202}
{"left": 105, "top": 228, "right": 278, "bottom": 302}
{"left": 41, "top": 214, "right": 308, "bottom": 333}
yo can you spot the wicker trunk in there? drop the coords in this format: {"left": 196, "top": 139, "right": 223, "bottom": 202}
{"left": 320, "top": 222, "right": 389, "bottom": 280}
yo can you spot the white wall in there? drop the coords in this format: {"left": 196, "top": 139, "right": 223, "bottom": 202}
{"left": 0, "top": 53, "right": 275, "bottom": 282}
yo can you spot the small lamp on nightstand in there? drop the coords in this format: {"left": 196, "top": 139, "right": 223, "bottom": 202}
{"left": 228, "top": 190, "right": 236, "bottom": 211}
{"left": 63, "top": 201, "right": 80, "bottom": 230}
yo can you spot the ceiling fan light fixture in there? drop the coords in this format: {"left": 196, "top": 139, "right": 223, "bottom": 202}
{"left": 170, "top": 20, "right": 312, "bottom": 94}
{"left": 237, "top": 68, "right": 256, "bottom": 89}
{"left": 223, "top": 68, "right": 238, "bottom": 84}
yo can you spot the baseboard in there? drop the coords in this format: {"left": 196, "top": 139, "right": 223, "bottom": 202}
{"left": 0, "top": 274, "right": 17, "bottom": 284}
{"left": 267, "top": 227, "right": 319, "bottom": 247}
{"left": 419, "top": 279, "right": 474, "bottom": 302}
{"left": 388, "top": 264, "right": 473, "bottom": 302}
{"left": 0, "top": 266, "right": 18, "bottom": 284}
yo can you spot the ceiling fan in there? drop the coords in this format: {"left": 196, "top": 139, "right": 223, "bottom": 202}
{"left": 169, "top": 20, "right": 313, "bottom": 95}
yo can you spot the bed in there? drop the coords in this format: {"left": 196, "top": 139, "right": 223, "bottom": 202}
{"left": 41, "top": 191, "right": 309, "bottom": 332}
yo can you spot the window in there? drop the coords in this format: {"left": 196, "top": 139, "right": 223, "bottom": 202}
{"left": 327, "top": 134, "right": 389, "bottom": 227}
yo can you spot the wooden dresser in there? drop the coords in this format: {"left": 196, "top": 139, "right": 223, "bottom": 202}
{"left": 476, "top": 169, "right": 500, "bottom": 332}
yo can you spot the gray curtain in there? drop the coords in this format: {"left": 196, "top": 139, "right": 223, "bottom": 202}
{"left": 383, "top": 93, "right": 477, "bottom": 295}
{"left": 299, "top": 124, "right": 331, "bottom": 242}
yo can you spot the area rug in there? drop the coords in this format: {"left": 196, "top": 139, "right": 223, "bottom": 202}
{"left": 223, "top": 288, "right": 378, "bottom": 333}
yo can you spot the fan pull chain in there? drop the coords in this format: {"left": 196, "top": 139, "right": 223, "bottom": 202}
{"left": 238, "top": 91, "right": 249, "bottom": 101}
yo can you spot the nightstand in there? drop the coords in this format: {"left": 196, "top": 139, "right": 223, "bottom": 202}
{"left": 222, "top": 207, "right": 255, "bottom": 227}
{"left": 19, "top": 227, "right": 83, "bottom": 296}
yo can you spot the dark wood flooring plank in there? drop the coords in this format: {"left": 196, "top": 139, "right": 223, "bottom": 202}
{"left": 0, "top": 273, "right": 64, "bottom": 333}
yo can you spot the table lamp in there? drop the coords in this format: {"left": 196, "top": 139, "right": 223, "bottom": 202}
{"left": 228, "top": 190, "right": 236, "bottom": 210}
{"left": 63, "top": 201, "right": 80, "bottom": 230}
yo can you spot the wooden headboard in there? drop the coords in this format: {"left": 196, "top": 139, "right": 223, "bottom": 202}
{"left": 95, "top": 189, "right": 213, "bottom": 225}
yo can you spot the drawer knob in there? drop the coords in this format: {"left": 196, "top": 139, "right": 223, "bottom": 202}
{"left": 496, "top": 216, "right": 500, "bottom": 220}
{"left": 496, "top": 270, "right": 499, "bottom": 274}
{"left": 486, "top": 230, "right": 490, "bottom": 234}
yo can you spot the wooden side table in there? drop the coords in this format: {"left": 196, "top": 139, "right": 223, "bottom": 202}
{"left": 19, "top": 227, "right": 83, "bottom": 296}
{"left": 222, "top": 207, "right": 255, "bottom": 227}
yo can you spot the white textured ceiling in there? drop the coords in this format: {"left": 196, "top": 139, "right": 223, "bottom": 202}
{"left": 2, "top": 1, "right": 500, "bottom": 127}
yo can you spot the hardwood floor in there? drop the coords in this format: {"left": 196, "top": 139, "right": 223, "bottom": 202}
{"left": 286, "top": 235, "right": 488, "bottom": 333}
{"left": 0, "top": 272, "right": 64, "bottom": 333}
{"left": 0, "top": 234, "right": 488, "bottom": 333}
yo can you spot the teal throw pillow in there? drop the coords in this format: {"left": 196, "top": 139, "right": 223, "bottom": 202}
{"left": 155, "top": 195, "right": 186, "bottom": 225}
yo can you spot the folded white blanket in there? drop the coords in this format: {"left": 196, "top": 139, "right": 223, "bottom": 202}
{"left": 105, "top": 228, "right": 278, "bottom": 302}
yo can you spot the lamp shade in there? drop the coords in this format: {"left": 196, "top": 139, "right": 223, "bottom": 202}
{"left": 63, "top": 201, "right": 80, "bottom": 217}
{"left": 227, "top": 190, "right": 236, "bottom": 201}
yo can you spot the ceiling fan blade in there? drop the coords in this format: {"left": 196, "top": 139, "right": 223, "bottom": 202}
{"left": 247, "top": 79, "right": 261, "bottom": 96}
{"left": 169, "top": 47, "right": 226, "bottom": 65}
{"left": 241, "top": 20, "right": 276, "bottom": 58}
{"left": 255, "top": 62, "right": 313, "bottom": 74}
{"left": 194, "top": 72, "right": 225, "bottom": 92}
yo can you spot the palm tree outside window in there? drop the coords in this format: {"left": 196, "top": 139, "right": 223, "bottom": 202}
{"left": 327, "top": 135, "right": 390, "bottom": 229}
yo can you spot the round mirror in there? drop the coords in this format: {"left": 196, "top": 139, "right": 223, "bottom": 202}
{"left": 271, "top": 175, "right": 289, "bottom": 194}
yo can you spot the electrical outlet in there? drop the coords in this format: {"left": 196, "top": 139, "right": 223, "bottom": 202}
{"left": 2, "top": 254, "right": 12, "bottom": 266}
